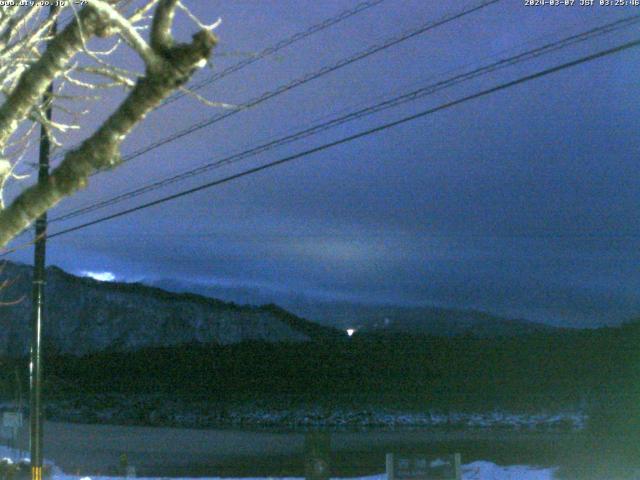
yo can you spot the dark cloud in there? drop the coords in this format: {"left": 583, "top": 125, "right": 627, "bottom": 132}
{"left": 5, "top": 2, "right": 640, "bottom": 327}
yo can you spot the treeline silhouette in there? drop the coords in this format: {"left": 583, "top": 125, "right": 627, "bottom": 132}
{"left": 0, "top": 320, "right": 637, "bottom": 431}
{"left": 36, "top": 323, "right": 640, "bottom": 399}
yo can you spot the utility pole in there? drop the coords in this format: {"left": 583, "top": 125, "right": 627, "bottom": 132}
{"left": 30, "top": 8, "right": 56, "bottom": 480}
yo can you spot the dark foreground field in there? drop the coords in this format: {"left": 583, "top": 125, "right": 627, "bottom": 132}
{"left": 0, "top": 322, "right": 638, "bottom": 478}
{"left": 16, "top": 321, "right": 640, "bottom": 432}
{"left": 3, "top": 421, "right": 613, "bottom": 477}
{"left": 4, "top": 421, "right": 637, "bottom": 479}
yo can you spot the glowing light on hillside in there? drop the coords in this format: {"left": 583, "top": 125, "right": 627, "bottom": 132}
{"left": 346, "top": 328, "right": 356, "bottom": 337}
{"left": 80, "top": 271, "right": 115, "bottom": 282}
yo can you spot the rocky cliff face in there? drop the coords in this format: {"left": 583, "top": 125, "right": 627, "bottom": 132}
{"left": 0, "top": 262, "right": 329, "bottom": 356}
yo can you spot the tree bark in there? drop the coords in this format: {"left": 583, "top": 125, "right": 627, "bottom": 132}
{"left": 0, "top": 1, "right": 217, "bottom": 248}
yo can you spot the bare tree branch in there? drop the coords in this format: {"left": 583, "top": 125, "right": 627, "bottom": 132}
{"left": 0, "top": 6, "right": 102, "bottom": 149}
{"left": 0, "top": 0, "right": 218, "bottom": 247}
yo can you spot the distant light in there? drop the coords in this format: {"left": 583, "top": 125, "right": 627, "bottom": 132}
{"left": 346, "top": 328, "right": 356, "bottom": 337}
{"left": 80, "top": 271, "right": 115, "bottom": 282}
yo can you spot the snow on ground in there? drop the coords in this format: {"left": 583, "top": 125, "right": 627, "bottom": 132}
{"left": 205, "top": 408, "right": 586, "bottom": 430}
{"left": 45, "top": 400, "right": 586, "bottom": 430}
{"left": 461, "top": 462, "right": 556, "bottom": 479}
{"left": 40, "top": 394, "right": 587, "bottom": 430}
{"left": 0, "top": 444, "right": 557, "bottom": 480}
{"left": 51, "top": 465, "right": 557, "bottom": 480}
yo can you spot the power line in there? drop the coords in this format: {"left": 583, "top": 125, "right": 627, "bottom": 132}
{"left": 6, "top": 0, "right": 500, "bottom": 247}
{"left": 44, "top": 0, "right": 389, "bottom": 169}
{"left": 164, "top": 0, "right": 389, "bottom": 106}
{"left": 41, "top": 37, "right": 640, "bottom": 242}
{"left": 50, "top": 13, "right": 640, "bottom": 224}
{"left": 93, "top": 0, "right": 501, "bottom": 171}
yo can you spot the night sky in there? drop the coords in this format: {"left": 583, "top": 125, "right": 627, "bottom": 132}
{"left": 3, "top": 0, "right": 640, "bottom": 328}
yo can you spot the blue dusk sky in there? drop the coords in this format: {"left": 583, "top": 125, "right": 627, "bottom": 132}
{"left": 4, "top": 1, "right": 640, "bottom": 327}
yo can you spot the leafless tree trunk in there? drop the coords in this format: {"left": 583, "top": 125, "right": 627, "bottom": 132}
{"left": 0, "top": 0, "right": 220, "bottom": 248}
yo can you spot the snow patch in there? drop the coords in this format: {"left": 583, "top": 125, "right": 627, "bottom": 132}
{"left": 0, "top": 443, "right": 558, "bottom": 480}
{"left": 43, "top": 395, "right": 587, "bottom": 431}
{"left": 52, "top": 466, "right": 557, "bottom": 480}
{"left": 79, "top": 271, "right": 116, "bottom": 282}
{"left": 462, "top": 461, "right": 556, "bottom": 479}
